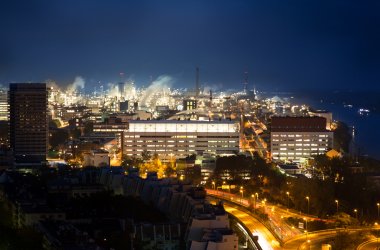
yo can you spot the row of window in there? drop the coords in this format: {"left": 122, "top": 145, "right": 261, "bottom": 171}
{"left": 272, "top": 144, "right": 328, "bottom": 147}
{"left": 272, "top": 134, "right": 329, "bottom": 138}
{"left": 272, "top": 147, "right": 327, "bottom": 151}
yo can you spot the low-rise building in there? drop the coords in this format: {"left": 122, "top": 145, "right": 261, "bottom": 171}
{"left": 277, "top": 164, "right": 302, "bottom": 175}
{"left": 121, "top": 171, "right": 238, "bottom": 249}
{"left": 83, "top": 149, "right": 110, "bottom": 167}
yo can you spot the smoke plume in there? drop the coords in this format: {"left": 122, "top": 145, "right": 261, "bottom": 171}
{"left": 67, "top": 76, "right": 85, "bottom": 94}
{"left": 140, "top": 75, "right": 174, "bottom": 108}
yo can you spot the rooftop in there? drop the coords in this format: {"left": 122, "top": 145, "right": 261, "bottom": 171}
{"left": 129, "top": 119, "right": 235, "bottom": 124}
{"left": 271, "top": 116, "right": 328, "bottom": 132}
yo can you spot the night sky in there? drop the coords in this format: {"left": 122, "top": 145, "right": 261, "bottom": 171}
{"left": 0, "top": 0, "right": 379, "bottom": 91}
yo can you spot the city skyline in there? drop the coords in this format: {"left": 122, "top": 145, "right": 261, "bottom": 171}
{"left": 1, "top": 1, "right": 379, "bottom": 91}
{"left": 1, "top": 2, "right": 380, "bottom": 249}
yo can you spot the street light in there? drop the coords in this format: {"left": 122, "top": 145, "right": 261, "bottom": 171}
{"left": 212, "top": 181, "right": 215, "bottom": 190}
{"left": 335, "top": 200, "right": 339, "bottom": 214}
{"left": 240, "top": 186, "right": 244, "bottom": 204}
{"left": 303, "top": 217, "right": 308, "bottom": 231}
{"left": 354, "top": 209, "right": 358, "bottom": 220}
{"left": 377, "top": 203, "right": 380, "bottom": 219}
{"left": 262, "top": 198, "right": 267, "bottom": 212}
{"left": 306, "top": 196, "right": 310, "bottom": 214}
{"left": 251, "top": 194, "right": 256, "bottom": 212}
{"left": 222, "top": 181, "right": 228, "bottom": 195}
{"left": 286, "top": 191, "right": 290, "bottom": 210}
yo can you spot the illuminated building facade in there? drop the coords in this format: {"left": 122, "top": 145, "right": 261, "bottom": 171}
{"left": 124, "top": 120, "right": 239, "bottom": 160}
{"left": 0, "top": 89, "right": 8, "bottom": 121}
{"left": 270, "top": 117, "right": 333, "bottom": 162}
{"left": 183, "top": 99, "right": 197, "bottom": 110}
{"left": 9, "top": 83, "right": 48, "bottom": 166}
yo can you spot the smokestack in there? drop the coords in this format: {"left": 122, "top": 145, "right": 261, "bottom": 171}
{"left": 196, "top": 67, "right": 200, "bottom": 98}
{"left": 209, "top": 89, "right": 212, "bottom": 109}
{"left": 119, "top": 72, "right": 125, "bottom": 98}
{"left": 118, "top": 82, "right": 124, "bottom": 97}
{"left": 244, "top": 70, "right": 248, "bottom": 94}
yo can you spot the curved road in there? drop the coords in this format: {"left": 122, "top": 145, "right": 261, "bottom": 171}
{"left": 283, "top": 230, "right": 340, "bottom": 249}
{"left": 208, "top": 191, "right": 372, "bottom": 250}
{"left": 357, "top": 238, "right": 380, "bottom": 250}
{"left": 209, "top": 198, "right": 281, "bottom": 250}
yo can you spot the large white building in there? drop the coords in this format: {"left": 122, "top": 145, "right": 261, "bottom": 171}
{"left": 124, "top": 120, "right": 239, "bottom": 160}
{"left": 271, "top": 117, "right": 333, "bottom": 162}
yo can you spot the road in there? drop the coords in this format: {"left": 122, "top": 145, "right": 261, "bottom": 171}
{"left": 209, "top": 197, "right": 281, "bottom": 250}
{"left": 357, "top": 238, "right": 380, "bottom": 250}
{"left": 283, "top": 230, "right": 340, "bottom": 249}
{"left": 210, "top": 196, "right": 340, "bottom": 250}
{"left": 207, "top": 189, "right": 319, "bottom": 241}
{"left": 209, "top": 193, "right": 373, "bottom": 250}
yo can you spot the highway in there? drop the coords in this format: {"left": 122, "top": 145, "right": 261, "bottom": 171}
{"left": 208, "top": 197, "right": 281, "bottom": 250}
{"left": 209, "top": 193, "right": 375, "bottom": 250}
{"left": 206, "top": 190, "right": 375, "bottom": 250}
{"left": 207, "top": 189, "right": 318, "bottom": 242}
{"left": 357, "top": 238, "right": 380, "bottom": 250}
{"left": 282, "top": 230, "right": 340, "bottom": 249}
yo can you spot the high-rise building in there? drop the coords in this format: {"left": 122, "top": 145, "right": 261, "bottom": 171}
{"left": 9, "top": 83, "right": 48, "bottom": 167}
{"left": 0, "top": 88, "right": 8, "bottom": 121}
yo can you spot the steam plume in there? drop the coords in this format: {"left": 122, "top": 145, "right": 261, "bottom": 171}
{"left": 67, "top": 76, "right": 85, "bottom": 94}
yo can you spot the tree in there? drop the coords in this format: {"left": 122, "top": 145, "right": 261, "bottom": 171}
{"left": 141, "top": 150, "right": 151, "bottom": 162}
{"left": 49, "top": 129, "right": 69, "bottom": 148}
{"left": 121, "top": 155, "right": 142, "bottom": 169}
{"left": 83, "top": 121, "right": 93, "bottom": 135}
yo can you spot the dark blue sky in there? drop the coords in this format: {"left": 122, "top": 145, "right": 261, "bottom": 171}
{"left": 0, "top": 0, "right": 379, "bottom": 91}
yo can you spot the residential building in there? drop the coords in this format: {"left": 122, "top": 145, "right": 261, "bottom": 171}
{"left": 9, "top": 83, "right": 48, "bottom": 167}
{"left": 83, "top": 149, "right": 110, "bottom": 167}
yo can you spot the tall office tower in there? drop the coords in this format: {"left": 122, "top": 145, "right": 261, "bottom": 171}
{"left": 9, "top": 83, "right": 48, "bottom": 167}
{"left": 0, "top": 88, "right": 8, "bottom": 121}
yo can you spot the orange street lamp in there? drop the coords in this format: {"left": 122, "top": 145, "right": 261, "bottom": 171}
{"left": 251, "top": 194, "right": 256, "bottom": 212}
{"left": 354, "top": 209, "right": 358, "bottom": 220}
{"left": 239, "top": 187, "right": 244, "bottom": 204}
{"left": 335, "top": 200, "right": 339, "bottom": 213}
{"left": 306, "top": 196, "right": 310, "bottom": 214}
{"left": 286, "top": 191, "right": 290, "bottom": 210}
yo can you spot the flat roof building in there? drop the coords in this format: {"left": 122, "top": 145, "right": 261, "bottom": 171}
{"left": 124, "top": 120, "right": 239, "bottom": 160}
{"left": 271, "top": 117, "right": 333, "bottom": 162}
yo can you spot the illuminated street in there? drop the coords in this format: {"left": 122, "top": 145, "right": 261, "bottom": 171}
{"left": 209, "top": 197, "right": 281, "bottom": 250}
{"left": 357, "top": 238, "right": 380, "bottom": 250}
{"left": 207, "top": 189, "right": 319, "bottom": 241}
{"left": 283, "top": 230, "right": 339, "bottom": 249}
